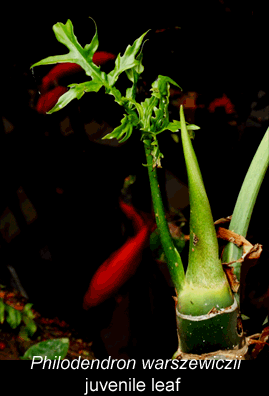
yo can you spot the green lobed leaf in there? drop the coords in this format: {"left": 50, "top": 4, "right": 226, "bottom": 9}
{"left": 22, "top": 338, "right": 70, "bottom": 360}
{"left": 125, "top": 45, "right": 146, "bottom": 101}
{"left": 47, "top": 80, "right": 103, "bottom": 113}
{"left": 151, "top": 75, "right": 181, "bottom": 99}
{"left": 107, "top": 30, "right": 149, "bottom": 87}
{"left": 31, "top": 19, "right": 108, "bottom": 89}
{"left": 125, "top": 46, "right": 145, "bottom": 84}
{"left": 103, "top": 115, "right": 134, "bottom": 143}
{"left": 166, "top": 120, "right": 200, "bottom": 136}
{"left": 149, "top": 76, "right": 180, "bottom": 133}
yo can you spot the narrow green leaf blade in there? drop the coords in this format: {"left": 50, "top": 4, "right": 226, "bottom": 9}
{"left": 222, "top": 127, "right": 269, "bottom": 265}
{"left": 179, "top": 106, "right": 232, "bottom": 289}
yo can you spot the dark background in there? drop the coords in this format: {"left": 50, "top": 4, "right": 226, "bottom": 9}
{"left": 1, "top": 2, "right": 268, "bottom": 358}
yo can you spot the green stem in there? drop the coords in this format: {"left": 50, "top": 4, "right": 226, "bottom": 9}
{"left": 143, "top": 140, "right": 185, "bottom": 293}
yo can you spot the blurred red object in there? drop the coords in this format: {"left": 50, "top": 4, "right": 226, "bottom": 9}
{"left": 208, "top": 93, "right": 236, "bottom": 114}
{"left": 36, "top": 86, "right": 68, "bottom": 114}
{"left": 83, "top": 199, "right": 156, "bottom": 309}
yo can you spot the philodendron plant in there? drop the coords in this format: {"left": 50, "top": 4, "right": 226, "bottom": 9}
{"left": 32, "top": 18, "right": 269, "bottom": 358}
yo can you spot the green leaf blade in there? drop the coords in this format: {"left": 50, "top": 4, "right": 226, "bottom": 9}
{"left": 102, "top": 115, "right": 134, "bottom": 143}
{"left": 108, "top": 30, "right": 149, "bottom": 86}
{"left": 222, "top": 127, "right": 269, "bottom": 264}
{"left": 22, "top": 338, "right": 69, "bottom": 360}
{"left": 83, "top": 18, "right": 99, "bottom": 61}
{"left": 31, "top": 19, "right": 109, "bottom": 91}
{"left": 47, "top": 80, "right": 103, "bottom": 113}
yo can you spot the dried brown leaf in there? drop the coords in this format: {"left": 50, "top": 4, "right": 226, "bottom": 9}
{"left": 222, "top": 263, "right": 240, "bottom": 293}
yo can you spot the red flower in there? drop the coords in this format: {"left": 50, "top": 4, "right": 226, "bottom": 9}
{"left": 83, "top": 200, "right": 155, "bottom": 309}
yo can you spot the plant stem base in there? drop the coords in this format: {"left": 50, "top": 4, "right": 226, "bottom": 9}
{"left": 176, "top": 297, "right": 244, "bottom": 354}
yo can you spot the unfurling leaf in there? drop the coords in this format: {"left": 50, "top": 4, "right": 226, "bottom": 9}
{"left": 103, "top": 115, "right": 135, "bottom": 143}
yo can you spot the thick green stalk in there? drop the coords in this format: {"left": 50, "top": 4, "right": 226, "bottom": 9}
{"left": 222, "top": 128, "right": 269, "bottom": 269}
{"left": 144, "top": 140, "right": 185, "bottom": 293}
{"left": 178, "top": 106, "right": 233, "bottom": 316}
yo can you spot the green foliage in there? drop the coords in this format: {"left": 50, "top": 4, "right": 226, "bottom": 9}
{"left": 21, "top": 338, "right": 69, "bottom": 360}
{"left": 0, "top": 298, "right": 37, "bottom": 337}
{"left": 32, "top": 18, "right": 199, "bottom": 168}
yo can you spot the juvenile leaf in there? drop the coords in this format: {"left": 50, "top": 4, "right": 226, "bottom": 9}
{"left": 166, "top": 120, "right": 200, "bottom": 136}
{"left": 31, "top": 19, "right": 108, "bottom": 88}
{"left": 140, "top": 96, "right": 159, "bottom": 131}
{"left": 83, "top": 17, "right": 99, "bottom": 61}
{"left": 47, "top": 80, "right": 103, "bottom": 113}
{"left": 107, "top": 30, "right": 149, "bottom": 86}
{"left": 103, "top": 115, "right": 133, "bottom": 143}
{"left": 22, "top": 338, "right": 69, "bottom": 360}
{"left": 125, "top": 47, "right": 145, "bottom": 83}
{"left": 149, "top": 76, "right": 181, "bottom": 133}
{"left": 151, "top": 75, "right": 181, "bottom": 98}
{"left": 125, "top": 47, "right": 145, "bottom": 100}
